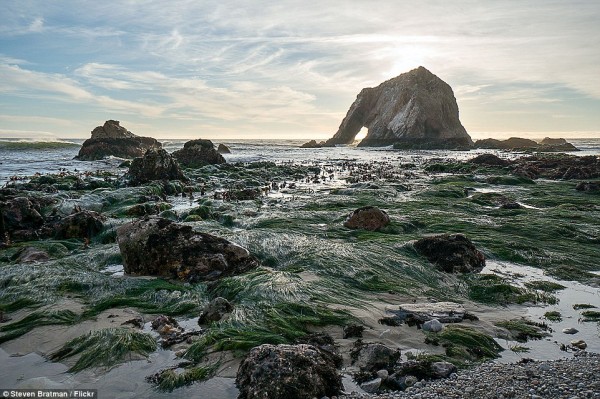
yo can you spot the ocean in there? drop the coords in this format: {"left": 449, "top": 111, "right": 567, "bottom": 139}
{"left": 1, "top": 138, "right": 600, "bottom": 185}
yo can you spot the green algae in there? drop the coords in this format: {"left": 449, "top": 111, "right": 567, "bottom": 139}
{"left": 49, "top": 327, "right": 157, "bottom": 372}
{"left": 425, "top": 325, "right": 503, "bottom": 362}
{"left": 495, "top": 319, "right": 551, "bottom": 342}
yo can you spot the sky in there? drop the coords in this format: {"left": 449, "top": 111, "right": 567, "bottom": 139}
{"left": 1, "top": 0, "right": 599, "bottom": 140}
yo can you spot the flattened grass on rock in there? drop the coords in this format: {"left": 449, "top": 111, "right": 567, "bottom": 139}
{"left": 49, "top": 327, "right": 157, "bottom": 372}
{"left": 424, "top": 325, "right": 503, "bottom": 362}
{"left": 495, "top": 318, "right": 551, "bottom": 342}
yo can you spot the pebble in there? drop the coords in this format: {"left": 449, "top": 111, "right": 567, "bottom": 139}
{"left": 340, "top": 352, "right": 600, "bottom": 399}
{"left": 562, "top": 327, "right": 579, "bottom": 334}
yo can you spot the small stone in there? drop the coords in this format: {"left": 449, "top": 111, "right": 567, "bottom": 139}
{"left": 376, "top": 369, "right": 389, "bottom": 380}
{"left": 359, "top": 378, "right": 382, "bottom": 394}
{"left": 570, "top": 340, "right": 587, "bottom": 350}
{"left": 422, "top": 318, "right": 443, "bottom": 333}
{"left": 562, "top": 327, "right": 579, "bottom": 334}
{"left": 404, "top": 375, "right": 418, "bottom": 388}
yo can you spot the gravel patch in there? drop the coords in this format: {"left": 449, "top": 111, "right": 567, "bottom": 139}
{"left": 339, "top": 352, "right": 600, "bottom": 399}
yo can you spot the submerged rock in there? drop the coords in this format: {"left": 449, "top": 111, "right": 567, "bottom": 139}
{"left": 172, "top": 139, "right": 226, "bottom": 168}
{"left": 116, "top": 217, "right": 259, "bottom": 282}
{"left": 413, "top": 233, "right": 485, "bottom": 273}
{"left": 76, "top": 120, "right": 161, "bottom": 160}
{"left": 236, "top": 343, "right": 343, "bottom": 399}
{"left": 198, "top": 297, "right": 233, "bottom": 324}
{"left": 16, "top": 246, "right": 50, "bottom": 263}
{"left": 344, "top": 206, "right": 390, "bottom": 231}
{"left": 126, "top": 148, "right": 187, "bottom": 185}
{"left": 217, "top": 143, "right": 231, "bottom": 154}
{"left": 323, "top": 66, "right": 472, "bottom": 149}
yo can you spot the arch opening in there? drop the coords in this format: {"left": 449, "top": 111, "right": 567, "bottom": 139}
{"left": 354, "top": 126, "right": 368, "bottom": 142}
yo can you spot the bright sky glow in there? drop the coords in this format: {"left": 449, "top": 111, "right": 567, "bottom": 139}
{"left": 1, "top": 1, "right": 599, "bottom": 140}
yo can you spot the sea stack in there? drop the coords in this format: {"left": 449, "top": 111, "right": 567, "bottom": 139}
{"left": 321, "top": 66, "right": 472, "bottom": 149}
{"left": 76, "top": 120, "right": 161, "bottom": 160}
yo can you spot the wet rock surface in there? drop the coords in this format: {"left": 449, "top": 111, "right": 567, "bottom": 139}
{"left": 413, "top": 234, "right": 485, "bottom": 273}
{"left": 351, "top": 342, "right": 402, "bottom": 373}
{"left": 513, "top": 154, "right": 599, "bottom": 180}
{"left": 236, "top": 343, "right": 343, "bottom": 399}
{"left": 126, "top": 148, "right": 187, "bottom": 185}
{"left": 53, "top": 210, "right": 106, "bottom": 240}
{"left": 198, "top": 297, "right": 233, "bottom": 324}
{"left": 76, "top": 120, "right": 161, "bottom": 160}
{"left": 344, "top": 206, "right": 390, "bottom": 231}
{"left": 386, "top": 302, "right": 466, "bottom": 326}
{"left": 172, "top": 139, "right": 226, "bottom": 168}
{"left": 116, "top": 217, "right": 259, "bottom": 282}
{"left": 468, "top": 153, "right": 511, "bottom": 167}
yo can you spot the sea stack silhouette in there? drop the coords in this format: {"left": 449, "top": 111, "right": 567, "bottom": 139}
{"left": 308, "top": 66, "right": 472, "bottom": 149}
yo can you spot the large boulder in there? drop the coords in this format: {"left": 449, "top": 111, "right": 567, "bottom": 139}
{"left": 413, "top": 234, "right": 485, "bottom": 273}
{"left": 217, "top": 143, "right": 231, "bottom": 154}
{"left": 172, "top": 139, "right": 226, "bottom": 168}
{"left": 53, "top": 210, "right": 106, "bottom": 240}
{"left": 344, "top": 206, "right": 390, "bottom": 231}
{"left": 236, "top": 344, "right": 342, "bottom": 399}
{"left": 323, "top": 66, "right": 472, "bottom": 149}
{"left": 116, "top": 217, "right": 259, "bottom": 282}
{"left": 126, "top": 148, "right": 187, "bottom": 185}
{"left": 76, "top": 120, "right": 161, "bottom": 160}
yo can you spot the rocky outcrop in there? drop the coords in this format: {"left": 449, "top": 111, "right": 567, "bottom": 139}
{"left": 513, "top": 154, "right": 599, "bottom": 180}
{"left": 116, "top": 217, "right": 259, "bottom": 282}
{"left": 413, "top": 234, "right": 485, "bottom": 273}
{"left": 344, "top": 206, "right": 390, "bottom": 231}
{"left": 76, "top": 120, "right": 161, "bottom": 160}
{"left": 236, "top": 344, "right": 343, "bottom": 399}
{"left": 322, "top": 67, "right": 472, "bottom": 149}
{"left": 217, "top": 143, "right": 231, "bottom": 154}
{"left": 468, "top": 154, "right": 511, "bottom": 167}
{"left": 474, "top": 137, "right": 579, "bottom": 152}
{"left": 172, "top": 139, "right": 226, "bottom": 168}
{"left": 125, "top": 148, "right": 187, "bottom": 185}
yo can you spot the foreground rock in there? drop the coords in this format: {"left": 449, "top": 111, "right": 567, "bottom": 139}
{"left": 172, "top": 139, "right": 226, "bottom": 168}
{"left": 76, "top": 120, "right": 161, "bottom": 160}
{"left": 125, "top": 148, "right": 187, "bottom": 185}
{"left": 351, "top": 342, "right": 402, "bottom": 372}
{"left": 413, "top": 234, "right": 485, "bottom": 273}
{"left": 344, "top": 206, "right": 390, "bottom": 231}
{"left": 116, "top": 217, "right": 259, "bottom": 282}
{"left": 236, "top": 344, "right": 343, "bottom": 399}
{"left": 323, "top": 66, "right": 472, "bottom": 149}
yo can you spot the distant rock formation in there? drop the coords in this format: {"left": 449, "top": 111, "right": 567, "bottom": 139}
{"left": 309, "top": 67, "right": 472, "bottom": 149}
{"left": 126, "top": 148, "right": 187, "bottom": 185}
{"left": 474, "top": 137, "right": 579, "bottom": 152}
{"left": 76, "top": 120, "right": 161, "bottom": 160}
{"left": 217, "top": 143, "right": 231, "bottom": 154}
{"left": 172, "top": 139, "right": 226, "bottom": 168}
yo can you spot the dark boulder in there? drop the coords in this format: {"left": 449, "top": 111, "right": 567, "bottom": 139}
{"left": 344, "top": 206, "right": 390, "bottom": 231}
{"left": 300, "top": 139, "right": 330, "bottom": 148}
{"left": 1, "top": 197, "right": 45, "bottom": 241}
{"left": 413, "top": 234, "right": 485, "bottom": 273}
{"left": 468, "top": 154, "right": 511, "bottom": 167}
{"left": 126, "top": 148, "right": 187, "bottom": 185}
{"left": 217, "top": 143, "right": 231, "bottom": 154}
{"left": 53, "top": 210, "right": 106, "bottom": 240}
{"left": 76, "top": 120, "right": 161, "bottom": 160}
{"left": 575, "top": 181, "right": 600, "bottom": 192}
{"left": 236, "top": 344, "right": 343, "bottom": 399}
{"left": 198, "top": 297, "right": 233, "bottom": 324}
{"left": 172, "top": 139, "right": 226, "bottom": 168}
{"left": 538, "top": 137, "right": 579, "bottom": 152}
{"left": 116, "top": 217, "right": 259, "bottom": 282}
